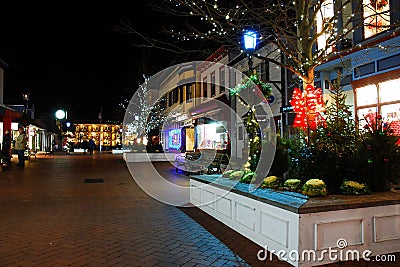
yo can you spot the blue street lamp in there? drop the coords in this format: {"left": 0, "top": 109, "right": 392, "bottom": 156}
{"left": 243, "top": 30, "right": 258, "bottom": 72}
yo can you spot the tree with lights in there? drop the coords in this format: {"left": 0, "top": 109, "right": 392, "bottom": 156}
{"left": 120, "top": 75, "right": 166, "bottom": 138}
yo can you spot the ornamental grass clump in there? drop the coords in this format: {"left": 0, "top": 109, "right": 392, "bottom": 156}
{"left": 261, "top": 176, "right": 280, "bottom": 189}
{"left": 228, "top": 170, "right": 244, "bottom": 180}
{"left": 283, "top": 179, "right": 302, "bottom": 191}
{"left": 221, "top": 170, "right": 235, "bottom": 178}
{"left": 302, "top": 179, "right": 327, "bottom": 197}
{"left": 340, "top": 180, "right": 370, "bottom": 195}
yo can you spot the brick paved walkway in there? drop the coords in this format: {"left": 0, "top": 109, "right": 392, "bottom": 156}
{"left": 0, "top": 153, "right": 398, "bottom": 267}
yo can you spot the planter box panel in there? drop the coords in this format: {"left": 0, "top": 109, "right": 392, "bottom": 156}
{"left": 203, "top": 189, "right": 216, "bottom": 211}
{"left": 190, "top": 184, "right": 201, "bottom": 204}
{"left": 260, "top": 211, "right": 289, "bottom": 248}
{"left": 216, "top": 195, "right": 233, "bottom": 219}
{"left": 373, "top": 214, "right": 400, "bottom": 242}
{"left": 234, "top": 202, "right": 256, "bottom": 231}
{"left": 314, "top": 219, "right": 364, "bottom": 250}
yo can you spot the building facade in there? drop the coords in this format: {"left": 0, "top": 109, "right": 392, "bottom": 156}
{"left": 315, "top": 0, "right": 400, "bottom": 134}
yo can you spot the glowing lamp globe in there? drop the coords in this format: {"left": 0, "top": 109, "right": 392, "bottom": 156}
{"left": 243, "top": 30, "right": 258, "bottom": 50}
{"left": 55, "top": 109, "right": 66, "bottom": 120}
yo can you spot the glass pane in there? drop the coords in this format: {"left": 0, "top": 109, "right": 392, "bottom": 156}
{"left": 381, "top": 103, "right": 400, "bottom": 135}
{"left": 380, "top": 78, "right": 400, "bottom": 103}
{"left": 356, "top": 84, "right": 377, "bottom": 106}
{"left": 363, "top": 0, "right": 391, "bottom": 39}
{"left": 357, "top": 107, "right": 378, "bottom": 129}
{"left": 316, "top": 0, "right": 334, "bottom": 53}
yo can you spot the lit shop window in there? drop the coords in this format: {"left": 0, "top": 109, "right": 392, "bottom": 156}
{"left": 356, "top": 84, "right": 378, "bottom": 106}
{"left": 379, "top": 79, "right": 400, "bottom": 103}
{"left": 168, "top": 129, "right": 181, "bottom": 150}
{"left": 363, "top": 0, "right": 390, "bottom": 39}
{"left": 356, "top": 78, "right": 400, "bottom": 134}
{"left": 196, "top": 123, "right": 228, "bottom": 150}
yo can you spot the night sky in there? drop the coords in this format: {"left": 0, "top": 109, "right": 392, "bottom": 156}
{"left": 0, "top": 2, "right": 180, "bottom": 123}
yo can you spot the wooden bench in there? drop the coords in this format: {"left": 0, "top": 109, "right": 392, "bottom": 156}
{"left": 0, "top": 153, "right": 12, "bottom": 171}
{"left": 175, "top": 151, "right": 230, "bottom": 175}
{"left": 175, "top": 152, "right": 201, "bottom": 174}
{"left": 206, "top": 153, "right": 231, "bottom": 174}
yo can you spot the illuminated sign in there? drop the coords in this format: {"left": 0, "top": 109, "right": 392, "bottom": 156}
{"left": 168, "top": 129, "right": 181, "bottom": 149}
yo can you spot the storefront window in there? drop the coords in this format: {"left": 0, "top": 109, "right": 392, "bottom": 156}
{"left": 363, "top": 0, "right": 390, "bottom": 39}
{"left": 379, "top": 79, "right": 400, "bottom": 103}
{"left": 196, "top": 122, "right": 228, "bottom": 150}
{"left": 316, "top": 0, "right": 334, "bottom": 53}
{"left": 356, "top": 78, "right": 400, "bottom": 134}
{"left": 356, "top": 84, "right": 377, "bottom": 106}
{"left": 167, "top": 128, "right": 181, "bottom": 150}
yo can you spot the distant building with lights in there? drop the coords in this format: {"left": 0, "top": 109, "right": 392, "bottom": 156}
{"left": 73, "top": 122, "right": 123, "bottom": 150}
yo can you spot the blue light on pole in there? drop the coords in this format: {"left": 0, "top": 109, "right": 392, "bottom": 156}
{"left": 243, "top": 30, "right": 258, "bottom": 72}
{"left": 243, "top": 30, "right": 258, "bottom": 51}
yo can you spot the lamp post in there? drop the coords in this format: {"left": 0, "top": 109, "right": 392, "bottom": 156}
{"left": 22, "top": 93, "right": 29, "bottom": 114}
{"left": 55, "top": 109, "right": 67, "bottom": 151}
{"left": 243, "top": 30, "right": 258, "bottom": 73}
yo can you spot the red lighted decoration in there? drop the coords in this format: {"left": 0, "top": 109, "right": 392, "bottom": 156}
{"left": 289, "top": 84, "right": 325, "bottom": 131}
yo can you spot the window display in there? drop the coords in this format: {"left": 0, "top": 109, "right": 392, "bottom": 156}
{"left": 356, "top": 78, "right": 400, "bottom": 134}
{"left": 363, "top": 0, "right": 390, "bottom": 39}
{"left": 167, "top": 129, "right": 181, "bottom": 150}
{"left": 196, "top": 122, "right": 228, "bottom": 150}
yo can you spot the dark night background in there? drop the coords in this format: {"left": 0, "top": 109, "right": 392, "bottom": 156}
{"left": 0, "top": 2, "right": 183, "bottom": 123}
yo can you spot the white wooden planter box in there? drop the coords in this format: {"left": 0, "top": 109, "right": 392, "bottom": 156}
{"left": 123, "top": 152, "right": 176, "bottom": 162}
{"left": 71, "top": 148, "right": 87, "bottom": 154}
{"left": 190, "top": 176, "right": 400, "bottom": 267}
{"left": 112, "top": 149, "right": 131, "bottom": 154}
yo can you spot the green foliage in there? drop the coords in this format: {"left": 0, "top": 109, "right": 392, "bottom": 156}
{"left": 313, "top": 83, "right": 358, "bottom": 192}
{"left": 352, "top": 122, "right": 400, "bottom": 192}
{"left": 287, "top": 83, "right": 358, "bottom": 194}
{"left": 229, "top": 73, "right": 272, "bottom": 98}
{"left": 245, "top": 110, "right": 261, "bottom": 172}
{"left": 269, "top": 135, "right": 289, "bottom": 177}
{"left": 287, "top": 82, "right": 400, "bottom": 194}
{"left": 240, "top": 171, "right": 256, "bottom": 184}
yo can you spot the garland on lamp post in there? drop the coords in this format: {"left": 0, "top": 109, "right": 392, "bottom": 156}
{"left": 229, "top": 72, "right": 272, "bottom": 172}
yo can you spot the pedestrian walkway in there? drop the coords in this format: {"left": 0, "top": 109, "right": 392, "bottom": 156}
{"left": 0, "top": 153, "right": 398, "bottom": 267}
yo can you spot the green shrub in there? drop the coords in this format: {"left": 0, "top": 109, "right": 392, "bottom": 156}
{"left": 240, "top": 171, "right": 256, "bottom": 184}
